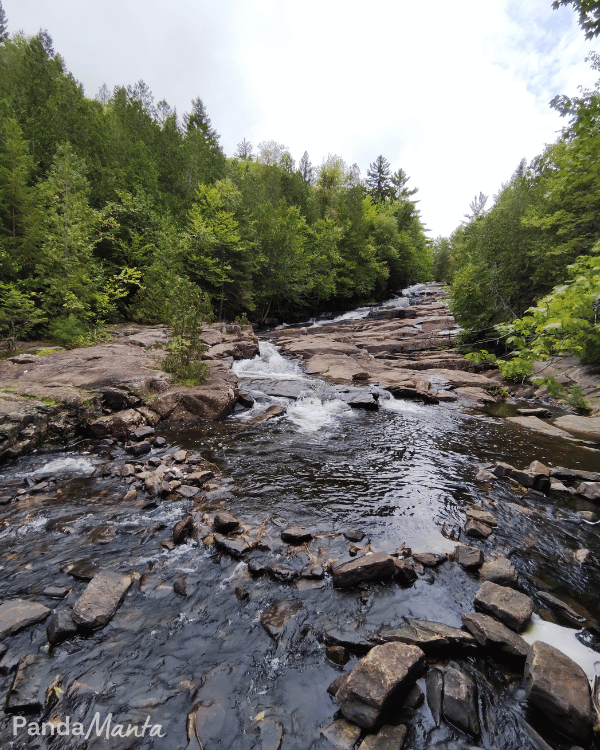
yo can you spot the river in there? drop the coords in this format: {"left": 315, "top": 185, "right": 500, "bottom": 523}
{"left": 1, "top": 289, "right": 600, "bottom": 750}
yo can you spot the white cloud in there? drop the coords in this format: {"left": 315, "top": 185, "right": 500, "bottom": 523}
{"left": 3, "top": 0, "right": 597, "bottom": 236}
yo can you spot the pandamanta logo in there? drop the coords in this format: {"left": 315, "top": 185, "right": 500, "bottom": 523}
{"left": 13, "top": 713, "right": 166, "bottom": 739}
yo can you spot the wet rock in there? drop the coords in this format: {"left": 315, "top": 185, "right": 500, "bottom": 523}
{"left": 72, "top": 570, "right": 133, "bottom": 629}
{"left": 411, "top": 552, "right": 447, "bottom": 567}
{"left": 213, "top": 533, "right": 255, "bottom": 558}
{"left": 130, "top": 425, "right": 155, "bottom": 441}
{"left": 320, "top": 718, "right": 362, "bottom": 750}
{"left": 5, "top": 654, "right": 45, "bottom": 713}
{"left": 479, "top": 557, "right": 519, "bottom": 588}
{"left": 244, "top": 404, "right": 285, "bottom": 427}
{"left": 236, "top": 390, "right": 254, "bottom": 408}
{"left": 260, "top": 599, "right": 303, "bottom": 640}
{"left": 332, "top": 552, "right": 396, "bottom": 588}
{"left": 234, "top": 587, "right": 249, "bottom": 601}
{"left": 300, "top": 563, "right": 325, "bottom": 579}
{"left": 66, "top": 560, "right": 99, "bottom": 580}
{"left": 46, "top": 609, "right": 78, "bottom": 645}
{"left": 476, "top": 468, "right": 496, "bottom": 482}
{"left": 213, "top": 512, "right": 240, "bottom": 533}
{"left": 517, "top": 408, "right": 551, "bottom": 418}
{"left": 186, "top": 470, "right": 215, "bottom": 486}
{"left": 576, "top": 482, "right": 600, "bottom": 501}
{"left": 327, "top": 645, "right": 350, "bottom": 665}
{"left": 474, "top": 581, "right": 533, "bottom": 632}
{"left": 175, "top": 484, "right": 200, "bottom": 499}
{"left": 89, "top": 408, "right": 145, "bottom": 438}
{"left": 465, "top": 507, "right": 497, "bottom": 527}
{"left": 461, "top": 612, "right": 530, "bottom": 659}
{"left": 267, "top": 564, "right": 299, "bottom": 583}
{"left": 465, "top": 519, "right": 494, "bottom": 539}
{"left": 344, "top": 529, "right": 366, "bottom": 542}
{"left": 425, "top": 668, "right": 444, "bottom": 726}
{"left": 442, "top": 522, "right": 461, "bottom": 540}
{"left": 281, "top": 526, "right": 313, "bottom": 544}
{"left": 335, "top": 642, "right": 425, "bottom": 728}
{"left": 491, "top": 461, "right": 515, "bottom": 477}
{"left": 525, "top": 641, "right": 593, "bottom": 742}
{"left": 0, "top": 599, "right": 50, "bottom": 640}
{"left": 173, "top": 514, "right": 195, "bottom": 544}
{"left": 535, "top": 592, "right": 587, "bottom": 625}
{"left": 327, "top": 674, "right": 348, "bottom": 697}
{"left": 174, "top": 449, "right": 188, "bottom": 462}
{"left": 577, "top": 510, "right": 598, "bottom": 523}
{"left": 154, "top": 436, "right": 167, "bottom": 447}
{"left": 551, "top": 466, "right": 600, "bottom": 482}
{"left": 42, "top": 585, "right": 71, "bottom": 599}
{"left": 358, "top": 724, "right": 407, "bottom": 750}
{"left": 174, "top": 576, "right": 188, "bottom": 597}
{"left": 455, "top": 545, "right": 484, "bottom": 570}
{"left": 374, "top": 619, "right": 476, "bottom": 655}
{"left": 127, "top": 440, "right": 152, "bottom": 456}
{"left": 247, "top": 557, "right": 272, "bottom": 576}
{"left": 393, "top": 559, "right": 418, "bottom": 587}
{"left": 442, "top": 666, "right": 480, "bottom": 737}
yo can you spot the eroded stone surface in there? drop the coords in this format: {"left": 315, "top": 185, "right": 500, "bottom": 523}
{"left": 461, "top": 612, "right": 530, "bottom": 659}
{"left": 72, "top": 570, "right": 133, "bottom": 629}
{"left": 332, "top": 552, "right": 396, "bottom": 588}
{"left": 0, "top": 599, "right": 50, "bottom": 640}
{"left": 474, "top": 581, "right": 533, "bottom": 632}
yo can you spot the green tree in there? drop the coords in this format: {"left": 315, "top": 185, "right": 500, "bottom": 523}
{"left": 552, "top": 0, "right": 600, "bottom": 38}
{"left": 0, "top": 1, "right": 8, "bottom": 40}
{"left": 366, "top": 155, "right": 393, "bottom": 203}
{"left": 0, "top": 284, "right": 45, "bottom": 351}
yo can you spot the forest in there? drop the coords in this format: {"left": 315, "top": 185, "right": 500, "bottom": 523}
{"left": 0, "top": 9, "right": 431, "bottom": 350}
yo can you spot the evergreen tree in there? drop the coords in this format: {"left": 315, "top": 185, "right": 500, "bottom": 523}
{"left": 234, "top": 138, "right": 253, "bottom": 160}
{"left": 366, "top": 155, "right": 393, "bottom": 202}
{"left": 0, "top": 1, "right": 8, "bottom": 40}
{"left": 299, "top": 151, "right": 314, "bottom": 183}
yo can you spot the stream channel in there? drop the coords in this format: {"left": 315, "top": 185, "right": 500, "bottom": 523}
{"left": 2, "top": 287, "right": 600, "bottom": 750}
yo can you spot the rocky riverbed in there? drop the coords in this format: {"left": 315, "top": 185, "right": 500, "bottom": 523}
{"left": 1, "top": 284, "right": 600, "bottom": 750}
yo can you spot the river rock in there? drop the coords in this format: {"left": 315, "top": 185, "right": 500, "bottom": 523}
{"left": 173, "top": 514, "right": 195, "bottom": 544}
{"left": 525, "top": 641, "right": 593, "bottom": 742}
{"left": 474, "top": 581, "right": 533, "bottom": 632}
{"left": 491, "top": 461, "right": 516, "bottom": 477}
{"left": 0, "top": 599, "right": 50, "bottom": 640}
{"left": 267, "top": 564, "right": 299, "bottom": 583}
{"left": 90, "top": 408, "right": 146, "bottom": 438}
{"left": 576, "top": 482, "right": 600, "bottom": 501}
{"left": 335, "top": 642, "right": 425, "bottom": 728}
{"left": 213, "top": 512, "right": 240, "bottom": 533}
{"left": 260, "top": 599, "right": 303, "bottom": 640}
{"left": 320, "top": 718, "right": 362, "bottom": 750}
{"left": 455, "top": 545, "right": 484, "bottom": 570}
{"left": 344, "top": 529, "right": 366, "bottom": 542}
{"left": 374, "top": 619, "right": 476, "bottom": 654}
{"left": 332, "top": 552, "right": 396, "bottom": 588}
{"left": 5, "top": 654, "right": 45, "bottom": 713}
{"left": 536, "top": 592, "right": 587, "bottom": 625}
{"left": 425, "top": 668, "right": 444, "bottom": 726}
{"left": 72, "top": 570, "right": 133, "bottom": 629}
{"left": 281, "top": 526, "right": 312, "bottom": 544}
{"left": 244, "top": 405, "right": 285, "bottom": 427}
{"left": 442, "top": 666, "right": 480, "bottom": 737}
{"left": 213, "top": 533, "right": 254, "bottom": 558}
{"left": 553, "top": 415, "right": 600, "bottom": 441}
{"left": 393, "top": 558, "right": 418, "bottom": 586}
{"left": 465, "top": 519, "right": 494, "bottom": 539}
{"left": 46, "top": 609, "right": 78, "bottom": 645}
{"left": 479, "top": 557, "right": 519, "bottom": 588}
{"left": 465, "top": 507, "right": 497, "bottom": 526}
{"left": 461, "top": 612, "right": 530, "bottom": 659}
{"left": 327, "top": 645, "right": 350, "bottom": 665}
{"left": 130, "top": 425, "right": 155, "bottom": 441}
{"left": 411, "top": 552, "right": 447, "bottom": 567}
{"left": 358, "top": 724, "right": 407, "bottom": 750}
{"left": 551, "top": 466, "right": 600, "bottom": 482}
{"left": 300, "top": 563, "right": 324, "bottom": 579}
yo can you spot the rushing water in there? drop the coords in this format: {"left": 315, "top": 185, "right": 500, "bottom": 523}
{"left": 1, "top": 299, "right": 600, "bottom": 749}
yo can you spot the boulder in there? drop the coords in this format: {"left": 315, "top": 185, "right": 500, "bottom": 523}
{"left": 461, "top": 612, "right": 530, "bottom": 659}
{"left": 0, "top": 599, "right": 50, "bottom": 640}
{"left": 72, "top": 570, "right": 133, "bottom": 629}
{"left": 455, "top": 545, "right": 484, "bottom": 570}
{"left": 320, "top": 718, "right": 362, "bottom": 750}
{"left": 243, "top": 405, "right": 285, "bottom": 428}
{"left": 576, "top": 482, "right": 600, "bottom": 501}
{"left": 479, "top": 557, "right": 519, "bottom": 588}
{"left": 374, "top": 619, "right": 476, "bottom": 655}
{"left": 260, "top": 599, "right": 303, "bottom": 640}
{"left": 332, "top": 552, "right": 396, "bottom": 588}
{"left": 525, "top": 641, "right": 593, "bottom": 742}
{"left": 393, "top": 559, "right": 418, "bottom": 587}
{"left": 465, "top": 507, "right": 497, "bottom": 526}
{"left": 442, "top": 667, "right": 480, "bottom": 737}
{"left": 213, "top": 534, "right": 254, "bottom": 558}
{"left": 172, "top": 515, "right": 195, "bottom": 544}
{"left": 335, "top": 642, "right": 425, "bottom": 728}
{"left": 89, "top": 408, "right": 145, "bottom": 438}
{"left": 474, "top": 581, "right": 533, "bottom": 632}
{"left": 358, "top": 724, "right": 408, "bottom": 750}
{"left": 46, "top": 609, "right": 78, "bottom": 645}
{"left": 411, "top": 552, "right": 447, "bottom": 567}
{"left": 465, "top": 519, "right": 494, "bottom": 539}
{"left": 213, "top": 512, "right": 240, "bottom": 533}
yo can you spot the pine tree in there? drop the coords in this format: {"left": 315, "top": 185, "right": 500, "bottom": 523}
{"left": 0, "top": 1, "right": 9, "bottom": 40}
{"left": 299, "top": 151, "right": 314, "bottom": 183}
{"left": 366, "top": 155, "right": 393, "bottom": 202}
{"left": 234, "top": 138, "right": 253, "bottom": 160}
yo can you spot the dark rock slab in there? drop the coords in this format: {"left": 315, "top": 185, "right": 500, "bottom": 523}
{"left": 66, "top": 559, "right": 99, "bottom": 580}
{"left": 267, "top": 564, "right": 299, "bottom": 583}
{"left": 332, "top": 552, "right": 396, "bottom": 588}
{"left": 5, "top": 654, "right": 46, "bottom": 713}
{"left": 213, "top": 533, "right": 255, "bottom": 558}
{"left": 535, "top": 592, "right": 588, "bottom": 625}
{"left": 550, "top": 466, "right": 600, "bottom": 482}
{"left": 335, "top": 642, "right": 425, "bottom": 728}
{"left": 479, "top": 557, "right": 519, "bottom": 588}
{"left": 393, "top": 559, "right": 418, "bottom": 587}
{"left": 344, "top": 529, "right": 366, "bottom": 542}
{"left": 72, "top": 570, "right": 133, "bottom": 629}
{"left": 281, "top": 526, "right": 313, "bottom": 544}
{"left": 244, "top": 404, "right": 285, "bottom": 427}
{"left": 0, "top": 599, "right": 50, "bottom": 640}
{"left": 358, "top": 724, "right": 407, "bottom": 750}
{"left": 173, "top": 514, "right": 195, "bottom": 544}
{"left": 260, "top": 599, "right": 303, "bottom": 640}
{"left": 465, "top": 507, "right": 497, "bottom": 526}
{"left": 213, "top": 512, "right": 240, "bottom": 533}
{"left": 374, "top": 619, "right": 476, "bottom": 655}
{"left": 425, "top": 668, "right": 444, "bottom": 726}
{"left": 327, "top": 645, "right": 350, "bottom": 665}
{"left": 455, "top": 545, "right": 484, "bottom": 570}
{"left": 442, "top": 666, "right": 480, "bottom": 737}
{"left": 42, "top": 585, "right": 71, "bottom": 599}
{"left": 46, "top": 609, "right": 78, "bottom": 645}
{"left": 461, "top": 612, "right": 530, "bottom": 659}
{"left": 300, "top": 563, "right": 324, "bottom": 579}
{"left": 474, "top": 581, "right": 533, "bottom": 632}
{"left": 320, "top": 718, "right": 362, "bottom": 750}
{"left": 412, "top": 552, "right": 447, "bottom": 567}
{"left": 525, "top": 641, "right": 593, "bottom": 742}
{"left": 465, "top": 519, "right": 494, "bottom": 539}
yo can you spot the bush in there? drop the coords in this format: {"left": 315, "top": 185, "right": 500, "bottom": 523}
{"left": 47, "top": 315, "right": 88, "bottom": 348}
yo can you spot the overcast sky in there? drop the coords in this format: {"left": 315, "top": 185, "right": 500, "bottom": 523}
{"left": 4, "top": 0, "right": 599, "bottom": 237}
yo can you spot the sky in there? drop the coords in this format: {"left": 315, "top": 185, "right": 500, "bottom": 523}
{"left": 4, "top": 0, "right": 600, "bottom": 237}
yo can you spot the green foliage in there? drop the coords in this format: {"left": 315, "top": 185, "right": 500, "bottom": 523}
{"left": 0, "top": 283, "right": 45, "bottom": 351}
{"left": 161, "top": 278, "right": 212, "bottom": 385}
{"left": 47, "top": 314, "right": 87, "bottom": 348}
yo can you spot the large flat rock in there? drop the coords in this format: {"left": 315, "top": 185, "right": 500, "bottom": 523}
{"left": 461, "top": 612, "right": 530, "bottom": 659}
{"left": 0, "top": 599, "right": 50, "bottom": 640}
{"left": 474, "top": 581, "right": 533, "bottom": 632}
{"left": 332, "top": 552, "right": 396, "bottom": 588}
{"left": 553, "top": 415, "right": 600, "bottom": 441}
{"left": 374, "top": 619, "right": 476, "bottom": 654}
{"left": 72, "top": 570, "right": 133, "bottom": 629}
{"left": 335, "top": 642, "right": 425, "bottom": 728}
{"left": 525, "top": 640, "right": 593, "bottom": 742}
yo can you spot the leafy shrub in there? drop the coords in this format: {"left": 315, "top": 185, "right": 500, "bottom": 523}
{"left": 47, "top": 315, "right": 88, "bottom": 348}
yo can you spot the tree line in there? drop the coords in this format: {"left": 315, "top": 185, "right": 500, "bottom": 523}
{"left": 0, "top": 18, "right": 431, "bottom": 348}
